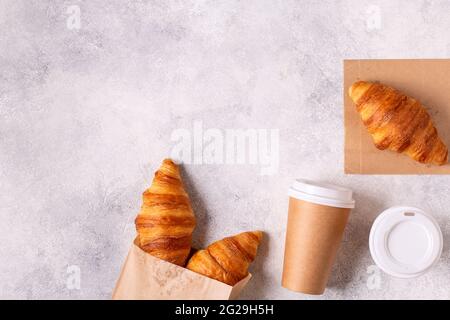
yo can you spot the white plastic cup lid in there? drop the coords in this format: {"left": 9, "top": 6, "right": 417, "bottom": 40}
{"left": 369, "top": 206, "right": 443, "bottom": 278}
{"left": 288, "top": 179, "right": 355, "bottom": 208}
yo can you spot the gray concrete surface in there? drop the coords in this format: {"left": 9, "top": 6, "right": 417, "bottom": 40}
{"left": 1, "top": 0, "right": 450, "bottom": 299}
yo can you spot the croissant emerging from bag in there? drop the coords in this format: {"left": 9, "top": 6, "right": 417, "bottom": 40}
{"left": 349, "top": 80, "right": 448, "bottom": 165}
{"left": 133, "top": 158, "right": 263, "bottom": 286}
{"left": 187, "top": 231, "right": 263, "bottom": 286}
{"left": 135, "top": 159, "right": 196, "bottom": 266}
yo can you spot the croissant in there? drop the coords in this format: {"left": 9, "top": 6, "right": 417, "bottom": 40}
{"left": 135, "top": 159, "right": 196, "bottom": 266}
{"left": 349, "top": 81, "right": 448, "bottom": 165}
{"left": 186, "top": 231, "right": 263, "bottom": 286}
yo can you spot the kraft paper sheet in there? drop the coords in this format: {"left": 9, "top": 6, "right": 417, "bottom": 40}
{"left": 344, "top": 59, "right": 450, "bottom": 174}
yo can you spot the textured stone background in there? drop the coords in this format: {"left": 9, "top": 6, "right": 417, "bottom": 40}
{"left": 1, "top": 0, "right": 450, "bottom": 299}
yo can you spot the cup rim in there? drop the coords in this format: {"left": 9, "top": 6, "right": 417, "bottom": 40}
{"left": 288, "top": 179, "right": 355, "bottom": 209}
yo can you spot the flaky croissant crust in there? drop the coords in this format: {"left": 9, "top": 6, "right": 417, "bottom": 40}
{"left": 135, "top": 159, "right": 196, "bottom": 266}
{"left": 349, "top": 81, "right": 448, "bottom": 165}
{"left": 186, "top": 231, "right": 263, "bottom": 286}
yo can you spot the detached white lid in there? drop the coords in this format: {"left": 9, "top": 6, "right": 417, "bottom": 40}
{"left": 288, "top": 179, "right": 355, "bottom": 208}
{"left": 369, "top": 206, "right": 443, "bottom": 278}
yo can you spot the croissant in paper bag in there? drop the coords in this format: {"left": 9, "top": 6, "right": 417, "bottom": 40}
{"left": 135, "top": 159, "right": 196, "bottom": 266}
{"left": 349, "top": 81, "right": 448, "bottom": 165}
{"left": 186, "top": 231, "right": 263, "bottom": 286}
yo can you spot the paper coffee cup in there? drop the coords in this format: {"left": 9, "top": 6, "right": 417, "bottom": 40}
{"left": 282, "top": 179, "right": 355, "bottom": 295}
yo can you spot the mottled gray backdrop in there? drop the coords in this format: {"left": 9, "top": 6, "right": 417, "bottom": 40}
{"left": 1, "top": 0, "right": 450, "bottom": 299}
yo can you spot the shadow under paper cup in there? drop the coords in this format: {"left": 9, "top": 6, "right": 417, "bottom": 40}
{"left": 282, "top": 179, "right": 355, "bottom": 295}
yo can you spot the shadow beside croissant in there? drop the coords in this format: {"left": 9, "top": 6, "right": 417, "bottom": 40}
{"left": 179, "top": 164, "right": 270, "bottom": 299}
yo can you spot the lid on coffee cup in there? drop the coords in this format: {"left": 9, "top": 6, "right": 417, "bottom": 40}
{"left": 288, "top": 179, "right": 355, "bottom": 208}
{"left": 369, "top": 206, "right": 442, "bottom": 278}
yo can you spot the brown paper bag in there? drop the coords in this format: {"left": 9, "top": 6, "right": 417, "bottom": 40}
{"left": 344, "top": 59, "right": 450, "bottom": 174}
{"left": 112, "top": 239, "right": 251, "bottom": 300}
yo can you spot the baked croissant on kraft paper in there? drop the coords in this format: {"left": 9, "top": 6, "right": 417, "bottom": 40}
{"left": 349, "top": 81, "right": 448, "bottom": 165}
{"left": 135, "top": 159, "right": 196, "bottom": 266}
{"left": 186, "top": 231, "right": 263, "bottom": 286}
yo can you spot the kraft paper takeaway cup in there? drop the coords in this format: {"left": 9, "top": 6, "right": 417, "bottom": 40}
{"left": 282, "top": 179, "right": 355, "bottom": 295}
